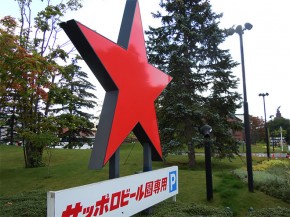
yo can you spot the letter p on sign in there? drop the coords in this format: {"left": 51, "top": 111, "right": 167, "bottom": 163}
{"left": 169, "top": 171, "right": 177, "bottom": 192}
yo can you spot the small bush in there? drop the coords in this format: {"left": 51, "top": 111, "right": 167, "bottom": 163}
{"left": 232, "top": 168, "right": 247, "bottom": 182}
{"left": 135, "top": 201, "right": 233, "bottom": 217}
{"left": 256, "top": 179, "right": 290, "bottom": 204}
{"left": 253, "top": 159, "right": 289, "bottom": 171}
{"left": 233, "top": 159, "right": 290, "bottom": 203}
{"left": 254, "top": 171, "right": 285, "bottom": 185}
{"left": 246, "top": 207, "right": 290, "bottom": 217}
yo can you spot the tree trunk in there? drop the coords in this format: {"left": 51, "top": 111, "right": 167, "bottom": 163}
{"left": 9, "top": 105, "right": 16, "bottom": 145}
{"left": 44, "top": 75, "right": 56, "bottom": 117}
{"left": 188, "top": 143, "right": 196, "bottom": 168}
{"left": 9, "top": 114, "right": 14, "bottom": 145}
{"left": 24, "top": 142, "right": 44, "bottom": 168}
{"left": 22, "top": 140, "right": 27, "bottom": 167}
{"left": 185, "top": 118, "right": 196, "bottom": 168}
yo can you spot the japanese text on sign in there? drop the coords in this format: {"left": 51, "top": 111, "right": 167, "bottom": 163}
{"left": 47, "top": 166, "right": 178, "bottom": 217}
{"left": 62, "top": 177, "right": 168, "bottom": 216}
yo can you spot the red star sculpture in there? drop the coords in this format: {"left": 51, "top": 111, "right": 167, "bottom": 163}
{"left": 61, "top": 0, "right": 172, "bottom": 169}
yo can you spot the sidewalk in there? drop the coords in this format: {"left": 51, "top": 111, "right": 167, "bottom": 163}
{"left": 240, "top": 153, "right": 288, "bottom": 158}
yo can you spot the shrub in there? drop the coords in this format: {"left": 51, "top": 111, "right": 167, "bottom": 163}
{"left": 256, "top": 178, "right": 290, "bottom": 203}
{"left": 253, "top": 159, "right": 289, "bottom": 171}
{"left": 254, "top": 171, "right": 285, "bottom": 186}
{"left": 233, "top": 159, "right": 290, "bottom": 203}
{"left": 135, "top": 201, "right": 233, "bottom": 217}
{"left": 246, "top": 207, "right": 290, "bottom": 217}
{"left": 0, "top": 192, "right": 232, "bottom": 217}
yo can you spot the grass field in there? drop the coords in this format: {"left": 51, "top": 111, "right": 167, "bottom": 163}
{"left": 1, "top": 144, "right": 289, "bottom": 216}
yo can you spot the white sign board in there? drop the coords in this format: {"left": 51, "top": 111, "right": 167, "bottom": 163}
{"left": 47, "top": 166, "right": 178, "bottom": 217}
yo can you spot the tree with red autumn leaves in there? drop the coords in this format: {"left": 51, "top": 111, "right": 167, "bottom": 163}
{"left": 1, "top": 16, "right": 60, "bottom": 167}
{"left": 249, "top": 115, "right": 265, "bottom": 144}
{"left": 1, "top": 0, "right": 97, "bottom": 168}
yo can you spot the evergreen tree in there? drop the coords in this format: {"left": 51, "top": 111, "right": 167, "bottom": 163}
{"left": 268, "top": 117, "right": 290, "bottom": 145}
{"left": 146, "top": 0, "right": 242, "bottom": 167}
{"left": 51, "top": 56, "right": 97, "bottom": 149}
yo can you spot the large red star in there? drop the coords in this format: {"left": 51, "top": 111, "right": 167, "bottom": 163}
{"left": 61, "top": 0, "right": 172, "bottom": 169}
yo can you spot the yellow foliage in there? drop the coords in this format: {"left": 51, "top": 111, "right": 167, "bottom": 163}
{"left": 253, "top": 159, "right": 290, "bottom": 171}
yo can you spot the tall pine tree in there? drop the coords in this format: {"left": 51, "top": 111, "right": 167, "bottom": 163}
{"left": 146, "top": 0, "right": 242, "bottom": 167}
{"left": 51, "top": 56, "right": 97, "bottom": 149}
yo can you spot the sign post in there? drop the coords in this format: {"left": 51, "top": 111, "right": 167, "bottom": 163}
{"left": 48, "top": 1, "right": 175, "bottom": 216}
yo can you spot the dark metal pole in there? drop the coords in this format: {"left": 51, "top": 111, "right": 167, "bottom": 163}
{"left": 260, "top": 93, "right": 270, "bottom": 158}
{"left": 204, "top": 139, "right": 213, "bottom": 201}
{"left": 237, "top": 28, "right": 254, "bottom": 192}
{"left": 200, "top": 124, "right": 213, "bottom": 201}
{"left": 143, "top": 143, "right": 152, "bottom": 172}
{"left": 143, "top": 143, "right": 153, "bottom": 214}
{"left": 109, "top": 148, "right": 120, "bottom": 179}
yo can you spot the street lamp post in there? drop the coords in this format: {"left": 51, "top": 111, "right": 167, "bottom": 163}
{"left": 259, "top": 93, "right": 270, "bottom": 159}
{"left": 200, "top": 124, "right": 213, "bottom": 201}
{"left": 229, "top": 23, "right": 254, "bottom": 192}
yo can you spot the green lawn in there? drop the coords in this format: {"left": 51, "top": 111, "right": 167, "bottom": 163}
{"left": 1, "top": 144, "right": 289, "bottom": 217}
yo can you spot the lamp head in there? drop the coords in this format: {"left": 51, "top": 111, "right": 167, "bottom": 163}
{"left": 244, "top": 23, "right": 253, "bottom": 30}
{"left": 230, "top": 23, "right": 252, "bottom": 35}
{"left": 259, "top": 93, "right": 269, "bottom": 97}
{"left": 200, "top": 124, "right": 212, "bottom": 138}
{"left": 235, "top": 25, "right": 243, "bottom": 34}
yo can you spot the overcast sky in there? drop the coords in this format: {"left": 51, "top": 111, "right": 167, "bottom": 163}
{"left": 1, "top": 0, "right": 289, "bottom": 120}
